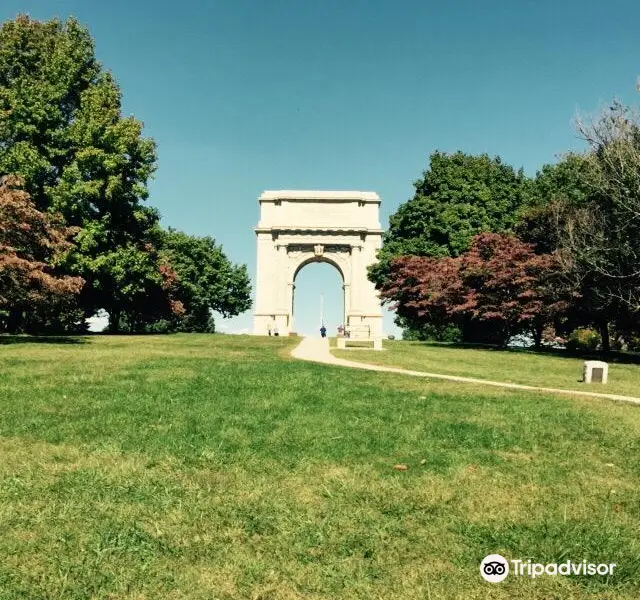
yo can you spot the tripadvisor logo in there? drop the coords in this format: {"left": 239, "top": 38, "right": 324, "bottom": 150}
{"left": 480, "top": 554, "right": 509, "bottom": 583}
{"left": 480, "top": 554, "right": 616, "bottom": 583}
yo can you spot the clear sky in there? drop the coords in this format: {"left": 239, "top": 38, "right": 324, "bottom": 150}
{"left": 2, "top": 1, "right": 639, "bottom": 336}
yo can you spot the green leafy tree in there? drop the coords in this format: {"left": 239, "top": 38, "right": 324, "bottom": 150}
{"left": 381, "top": 151, "right": 528, "bottom": 256}
{"left": 159, "top": 230, "right": 252, "bottom": 332}
{"left": 0, "top": 16, "right": 100, "bottom": 208}
{"left": 0, "top": 15, "right": 162, "bottom": 332}
{"left": 91, "top": 241, "right": 186, "bottom": 333}
{"left": 516, "top": 153, "right": 592, "bottom": 254}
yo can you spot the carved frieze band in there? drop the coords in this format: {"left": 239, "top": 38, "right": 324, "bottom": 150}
{"left": 286, "top": 244, "right": 352, "bottom": 255}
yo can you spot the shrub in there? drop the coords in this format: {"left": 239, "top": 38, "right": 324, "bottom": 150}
{"left": 566, "top": 328, "right": 600, "bottom": 351}
{"left": 625, "top": 334, "right": 640, "bottom": 352}
{"left": 144, "top": 319, "right": 173, "bottom": 334}
{"left": 402, "top": 323, "right": 463, "bottom": 343}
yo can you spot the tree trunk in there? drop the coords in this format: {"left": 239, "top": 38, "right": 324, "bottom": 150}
{"left": 110, "top": 307, "right": 120, "bottom": 334}
{"left": 598, "top": 318, "right": 611, "bottom": 352}
{"left": 6, "top": 309, "right": 22, "bottom": 334}
{"left": 532, "top": 324, "right": 544, "bottom": 350}
{"left": 500, "top": 325, "right": 511, "bottom": 348}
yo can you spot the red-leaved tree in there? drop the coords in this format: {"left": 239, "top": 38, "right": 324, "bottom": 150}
{"left": 379, "top": 233, "right": 567, "bottom": 347}
{"left": 0, "top": 176, "right": 85, "bottom": 332}
{"left": 378, "top": 255, "right": 466, "bottom": 336}
{"left": 457, "top": 233, "right": 568, "bottom": 346}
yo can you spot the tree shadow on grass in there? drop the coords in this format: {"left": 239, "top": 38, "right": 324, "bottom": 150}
{"left": 0, "top": 335, "right": 89, "bottom": 345}
{"left": 411, "top": 341, "right": 640, "bottom": 365}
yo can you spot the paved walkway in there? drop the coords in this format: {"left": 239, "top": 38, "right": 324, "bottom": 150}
{"left": 291, "top": 337, "right": 640, "bottom": 406}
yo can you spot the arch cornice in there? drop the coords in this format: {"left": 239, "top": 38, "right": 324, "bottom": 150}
{"left": 255, "top": 226, "right": 384, "bottom": 235}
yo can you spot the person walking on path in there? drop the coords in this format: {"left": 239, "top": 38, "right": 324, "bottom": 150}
{"left": 320, "top": 325, "right": 327, "bottom": 338}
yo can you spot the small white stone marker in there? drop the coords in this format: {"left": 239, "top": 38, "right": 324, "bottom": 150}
{"left": 583, "top": 360, "right": 609, "bottom": 384}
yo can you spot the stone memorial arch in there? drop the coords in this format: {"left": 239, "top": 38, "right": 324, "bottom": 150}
{"left": 252, "top": 190, "right": 384, "bottom": 338}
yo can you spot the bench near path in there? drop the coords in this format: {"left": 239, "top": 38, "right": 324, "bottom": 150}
{"left": 290, "top": 337, "right": 640, "bottom": 406}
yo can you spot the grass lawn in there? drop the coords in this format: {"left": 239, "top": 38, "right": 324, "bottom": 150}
{"left": 1, "top": 334, "right": 639, "bottom": 599}
{"left": 332, "top": 340, "right": 640, "bottom": 398}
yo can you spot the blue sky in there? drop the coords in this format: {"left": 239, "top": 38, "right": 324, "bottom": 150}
{"left": 2, "top": 1, "right": 639, "bottom": 336}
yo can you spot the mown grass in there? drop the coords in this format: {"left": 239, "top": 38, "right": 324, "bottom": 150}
{"left": 1, "top": 334, "right": 639, "bottom": 599}
{"left": 332, "top": 340, "right": 640, "bottom": 397}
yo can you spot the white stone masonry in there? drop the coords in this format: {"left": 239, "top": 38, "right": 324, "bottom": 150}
{"left": 252, "top": 190, "right": 384, "bottom": 339}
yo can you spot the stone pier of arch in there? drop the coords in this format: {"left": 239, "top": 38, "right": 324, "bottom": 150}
{"left": 252, "top": 190, "right": 384, "bottom": 338}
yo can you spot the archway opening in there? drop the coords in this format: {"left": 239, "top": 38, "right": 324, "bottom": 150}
{"left": 292, "top": 261, "right": 344, "bottom": 338}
